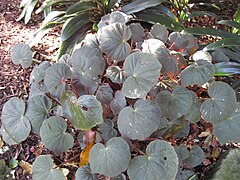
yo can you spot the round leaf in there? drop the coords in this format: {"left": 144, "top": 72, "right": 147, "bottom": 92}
{"left": 150, "top": 23, "right": 168, "bottom": 43}
{"left": 60, "top": 91, "right": 104, "bottom": 130}
{"left": 180, "top": 60, "right": 215, "bottom": 86}
{"left": 32, "top": 155, "right": 65, "bottom": 180}
{"left": 182, "top": 146, "right": 204, "bottom": 168}
{"left": 0, "top": 126, "right": 18, "bottom": 145}
{"left": 97, "top": 119, "right": 117, "bottom": 142}
{"left": 110, "top": 91, "right": 127, "bottom": 116}
{"left": 105, "top": 65, "right": 126, "bottom": 84}
{"left": 200, "top": 81, "right": 237, "bottom": 124}
{"left": 1, "top": 97, "right": 30, "bottom": 143}
{"left": 11, "top": 43, "right": 32, "bottom": 68}
{"left": 127, "top": 140, "right": 178, "bottom": 180}
{"left": 122, "top": 52, "right": 161, "bottom": 99}
{"left": 25, "top": 95, "right": 52, "bottom": 135}
{"left": 129, "top": 23, "right": 144, "bottom": 42}
{"left": 72, "top": 46, "right": 105, "bottom": 87}
{"left": 44, "top": 63, "right": 72, "bottom": 94}
{"left": 89, "top": 137, "right": 131, "bottom": 177}
{"left": 30, "top": 61, "right": 51, "bottom": 84}
{"left": 98, "top": 23, "right": 131, "bottom": 61}
{"left": 75, "top": 165, "right": 98, "bottom": 180}
{"left": 156, "top": 86, "right": 193, "bottom": 118}
{"left": 118, "top": 99, "right": 161, "bottom": 140}
{"left": 40, "top": 116, "right": 74, "bottom": 154}
{"left": 213, "top": 103, "right": 240, "bottom": 144}
{"left": 96, "top": 85, "right": 113, "bottom": 105}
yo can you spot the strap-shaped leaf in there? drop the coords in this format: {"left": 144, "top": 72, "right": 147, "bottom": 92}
{"left": 61, "top": 13, "right": 91, "bottom": 41}
{"left": 118, "top": 99, "right": 161, "bottom": 140}
{"left": 30, "top": 61, "right": 51, "bottom": 84}
{"left": 32, "top": 155, "right": 65, "bottom": 180}
{"left": 122, "top": 52, "right": 161, "bottom": 99}
{"left": 213, "top": 103, "right": 240, "bottom": 144}
{"left": 89, "top": 137, "right": 131, "bottom": 177}
{"left": 25, "top": 95, "right": 52, "bottom": 135}
{"left": 11, "top": 43, "right": 32, "bottom": 68}
{"left": 156, "top": 86, "right": 193, "bottom": 118}
{"left": 203, "top": 38, "right": 240, "bottom": 51}
{"left": 200, "top": 81, "right": 237, "bottom": 124}
{"left": 75, "top": 165, "right": 98, "bottom": 180}
{"left": 66, "top": 1, "right": 97, "bottom": 15}
{"left": 127, "top": 140, "right": 178, "bottom": 180}
{"left": 121, "top": 0, "right": 166, "bottom": 14}
{"left": 72, "top": 46, "right": 105, "bottom": 87}
{"left": 60, "top": 91, "right": 103, "bottom": 130}
{"left": 1, "top": 97, "right": 31, "bottom": 144}
{"left": 98, "top": 23, "right": 131, "bottom": 61}
{"left": 180, "top": 60, "right": 215, "bottom": 86}
{"left": 44, "top": 63, "right": 72, "bottom": 94}
{"left": 40, "top": 116, "right": 74, "bottom": 154}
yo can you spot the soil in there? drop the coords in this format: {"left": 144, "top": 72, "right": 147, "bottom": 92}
{"left": 0, "top": 0, "right": 239, "bottom": 179}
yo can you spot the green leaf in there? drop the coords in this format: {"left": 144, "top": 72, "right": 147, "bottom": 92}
{"left": 129, "top": 23, "right": 145, "bottom": 42}
{"left": 127, "top": 140, "right": 178, "bottom": 180}
{"left": 72, "top": 46, "right": 105, "bottom": 87}
{"left": 60, "top": 91, "right": 104, "bottom": 130}
{"left": 150, "top": 23, "right": 168, "bottom": 43}
{"left": 98, "top": 119, "right": 117, "bottom": 141}
{"left": 105, "top": 66, "right": 126, "bottom": 84}
{"left": 180, "top": 60, "right": 215, "bottom": 86}
{"left": 211, "top": 49, "right": 230, "bottom": 63}
{"left": 0, "top": 126, "right": 18, "bottom": 145}
{"left": 32, "top": 155, "right": 65, "bottom": 180}
{"left": 0, "top": 159, "right": 11, "bottom": 179}
{"left": 121, "top": 0, "right": 166, "bottom": 14}
{"left": 89, "top": 137, "right": 131, "bottom": 177}
{"left": 156, "top": 86, "right": 193, "bottom": 119}
{"left": 217, "top": 20, "right": 240, "bottom": 30}
{"left": 11, "top": 43, "right": 32, "bottom": 68}
{"left": 182, "top": 146, "right": 204, "bottom": 168}
{"left": 134, "top": 11, "right": 184, "bottom": 31}
{"left": 30, "top": 61, "right": 51, "bottom": 84}
{"left": 200, "top": 81, "right": 237, "bottom": 125}
{"left": 61, "top": 13, "right": 91, "bottom": 41}
{"left": 118, "top": 99, "right": 161, "bottom": 140}
{"left": 203, "top": 38, "right": 240, "bottom": 51}
{"left": 214, "top": 62, "right": 240, "bottom": 76}
{"left": 183, "top": 27, "right": 240, "bottom": 38}
{"left": 175, "top": 168, "right": 196, "bottom": 180}
{"left": 186, "top": 11, "right": 218, "bottom": 21}
{"left": 108, "top": 0, "right": 120, "bottom": 11}
{"left": 122, "top": 52, "right": 161, "bottom": 99}
{"left": 1, "top": 97, "right": 31, "bottom": 144}
{"left": 213, "top": 103, "right": 240, "bottom": 144}
{"left": 98, "top": 23, "right": 131, "bottom": 61}
{"left": 66, "top": 1, "right": 97, "bottom": 15}
{"left": 25, "top": 95, "right": 52, "bottom": 135}
{"left": 40, "top": 116, "right": 74, "bottom": 154}
{"left": 44, "top": 63, "right": 72, "bottom": 96}
{"left": 75, "top": 165, "right": 98, "bottom": 180}
{"left": 175, "top": 144, "right": 190, "bottom": 165}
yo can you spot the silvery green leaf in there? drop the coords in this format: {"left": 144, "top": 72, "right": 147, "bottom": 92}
{"left": 110, "top": 91, "right": 126, "bottom": 115}
{"left": 150, "top": 23, "right": 168, "bottom": 43}
{"left": 97, "top": 119, "right": 117, "bottom": 141}
{"left": 96, "top": 85, "right": 113, "bottom": 105}
{"left": 0, "top": 126, "right": 18, "bottom": 145}
{"left": 211, "top": 49, "right": 230, "bottom": 63}
{"left": 175, "top": 168, "right": 197, "bottom": 180}
{"left": 105, "top": 66, "right": 126, "bottom": 84}
{"left": 58, "top": 54, "right": 72, "bottom": 67}
{"left": 30, "top": 61, "right": 51, "bottom": 84}
{"left": 40, "top": 116, "right": 74, "bottom": 154}
{"left": 89, "top": 137, "right": 131, "bottom": 177}
{"left": 129, "top": 23, "right": 144, "bottom": 42}
{"left": 11, "top": 43, "right": 32, "bottom": 68}
{"left": 72, "top": 46, "right": 105, "bottom": 87}
{"left": 156, "top": 86, "right": 193, "bottom": 118}
{"left": 75, "top": 165, "right": 98, "bottom": 180}
{"left": 118, "top": 99, "right": 161, "bottom": 140}
{"left": 98, "top": 23, "right": 131, "bottom": 61}
{"left": 175, "top": 144, "right": 190, "bottom": 165}
{"left": 84, "top": 33, "right": 100, "bottom": 49}
{"left": 200, "top": 81, "right": 237, "bottom": 125}
{"left": 180, "top": 60, "right": 215, "bottom": 86}
{"left": 29, "top": 82, "right": 48, "bottom": 98}
{"left": 192, "top": 50, "right": 212, "bottom": 62}
{"left": 122, "top": 52, "right": 161, "bottom": 99}
{"left": 127, "top": 140, "right": 178, "bottom": 180}
{"left": 32, "top": 155, "right": 65, "bottom": 180}
{"left": 182, "top": 146, "right": 204, "bottom": 168}
{"left": 1, "top": 97, "right": 30, "bottom": 144}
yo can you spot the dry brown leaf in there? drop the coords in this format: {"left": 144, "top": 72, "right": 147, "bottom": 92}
{"left": 18, "top": 160, "right": 32, "bottom": 174}
{"left": 0, "top": 137, "right": 3, "bottom": 149}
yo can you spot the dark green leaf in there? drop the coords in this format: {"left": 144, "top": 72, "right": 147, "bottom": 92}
{"left": 203, "top": 38, "right": 240, "bottom": 51}
{"left": 66, "top": 1, "right": 97, "bottom": 15}
{"left": 217, "top": 20, "right": 240, "bottom": 30}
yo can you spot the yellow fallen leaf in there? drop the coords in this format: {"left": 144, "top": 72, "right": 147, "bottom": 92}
{"left": 80, "top": 140, "right": 95, "bottom": 167}
{"left": 18, "top": 160, "right": 32, "bottom": 174}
